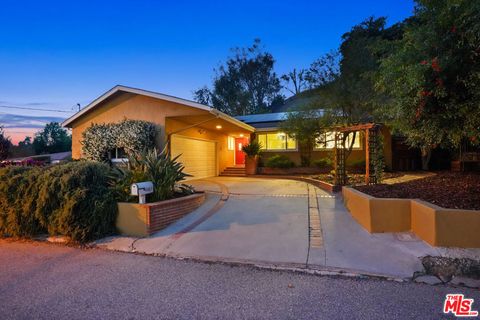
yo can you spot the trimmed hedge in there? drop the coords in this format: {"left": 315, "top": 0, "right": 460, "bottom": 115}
{"left": 265, "top": 155, "right": 295, "bottom": 168}
{"left": 0, "top": 162, "right": 118, "bottom": 243}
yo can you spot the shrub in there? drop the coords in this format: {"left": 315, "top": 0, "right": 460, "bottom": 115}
{"left": 313, "top": 158, "right": 333, "bottom": 168}
{"left": 265, "top": 155, "right": 295, "bottom": 168}
{"left": 111, "top": 148, "right": 194, "bottom": 202}
{"left": 0, "top": 162, "right": 117, "bottom": 243}
{"left": 242, "top": 140, "right": 262, "bottom": 157}
{"left": 82, "top": 119, "right": 156, "bottom": 162}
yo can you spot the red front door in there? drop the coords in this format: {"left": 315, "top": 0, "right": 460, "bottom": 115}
{"left": 235, "top": 137, "right": 247, "bottom": 165}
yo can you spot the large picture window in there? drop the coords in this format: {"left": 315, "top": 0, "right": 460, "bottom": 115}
{"left": 257, "top": 132, "right": 297, "bottom": 151}
{"left": 315, "top": 131, "right": 362, "bottom": 149}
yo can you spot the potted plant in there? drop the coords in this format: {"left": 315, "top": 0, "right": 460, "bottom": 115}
{"left": 242, "top": 140, "right": 262, "bottom": 175}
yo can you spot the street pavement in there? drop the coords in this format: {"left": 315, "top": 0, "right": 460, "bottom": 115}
{"left": 0, "top": 240, "right": 478, "bottom": 320}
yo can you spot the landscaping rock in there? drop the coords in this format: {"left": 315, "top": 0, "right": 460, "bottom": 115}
{"left": 414, "top": 275, "right": 442, "bottom": 285}
{"left": 450, "top": 276, "right": 480, "bottom": 289}
{"left": 422, "top": 256, "right": 480, "bottom": 279}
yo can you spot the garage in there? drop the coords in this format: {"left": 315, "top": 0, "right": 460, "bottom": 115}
{"left": 170, "top": 135, "right": 217, "bottom": 180}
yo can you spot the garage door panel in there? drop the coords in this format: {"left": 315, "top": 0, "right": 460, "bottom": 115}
{"left": 171, "top": 135, "right": 216, "bottom": 180}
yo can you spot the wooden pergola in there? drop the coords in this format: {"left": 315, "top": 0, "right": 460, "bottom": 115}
{"left": 333, "top": 123, "right": 382, "bottom": 186}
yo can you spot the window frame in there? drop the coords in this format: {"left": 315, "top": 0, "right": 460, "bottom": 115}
{"left": 314, "top": 131, "right": 363, "bottom": 150}
{"left": 257, "top": 131, "right": 298, "bottom": 152}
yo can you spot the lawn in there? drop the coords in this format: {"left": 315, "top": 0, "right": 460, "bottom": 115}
{"left": 355, "top": 172, "right": 480, "bottom": 210}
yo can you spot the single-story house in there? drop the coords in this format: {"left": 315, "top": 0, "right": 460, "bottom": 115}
{"left": 62, "top": 85, "right": 255, "bottom": 179}
{"left": 63, "top": 85, "right": 418, "bottom": 179}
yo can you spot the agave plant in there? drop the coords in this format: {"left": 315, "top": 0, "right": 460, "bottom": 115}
{"left": 111, "top": 147, "right": 193, "bottom": 202}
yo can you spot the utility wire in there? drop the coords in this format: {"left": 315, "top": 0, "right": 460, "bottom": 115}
{"left": 0, "top": 105, "right": 73, "bottom": 113}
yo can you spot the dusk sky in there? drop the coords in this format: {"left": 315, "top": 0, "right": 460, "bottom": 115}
{"left": 0, "top": 0, "right": 415, "bottom": 144}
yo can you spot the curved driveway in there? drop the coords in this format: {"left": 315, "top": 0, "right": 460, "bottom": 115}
{"left": 99, "top": 177, "right": 438, "bottom": 278}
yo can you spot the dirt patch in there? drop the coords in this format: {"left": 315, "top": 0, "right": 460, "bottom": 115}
{"left": 312, "top": 172, "right": 403, "bottom": 186}
{"left": 355, "top": 172, "right": 480, "bottom": 210}
{"left": 422, "top": 256, "right": 480, "bottom": 280}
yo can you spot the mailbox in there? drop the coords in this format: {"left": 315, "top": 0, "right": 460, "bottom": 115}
{"left": 130, "top": 181, "right": 154, "bottom": 204}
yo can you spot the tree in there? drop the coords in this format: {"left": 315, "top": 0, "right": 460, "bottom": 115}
{"left": 194, "top": 39, "right": 283, "bottom": 115}
{"left": 9, "top": 136, "right": 35, "bottom": 158}
{"left": 376, "top": 0, "right": 480, "bottom": 169}
{"left": 280, "top": 105, "right": 323, "bottom": 166}
{"left": 0, "top": 125, "right": 12, "bottom": 160}
{"left": 33, "top": 122, "right": 72, "bottom": 154}
{"left": 281, "top": 68, "right": 307, "bottom": 95}
{"left": 304, "top": 51, "right": 340, "bottom": 89}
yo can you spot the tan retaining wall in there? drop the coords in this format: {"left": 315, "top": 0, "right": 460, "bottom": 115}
{"left": 116, "top": 193, "right": 205, "bottom": 237}
{"left": 343, "top": 187, "right": 480, "bottom": 248}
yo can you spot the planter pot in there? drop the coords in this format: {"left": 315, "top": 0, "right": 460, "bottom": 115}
{"left": 116, "top": 192, "right": 205, "bottom": 237}
{"left": 245, "top": 156, "right": 258, "bottom": 175}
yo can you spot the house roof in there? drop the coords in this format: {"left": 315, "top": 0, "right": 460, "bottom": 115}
{"left": 62, "top": 85, "right": 254, "bottom": 131}
{"left": 235, "top": 112, "right": 289, "bottom": 124}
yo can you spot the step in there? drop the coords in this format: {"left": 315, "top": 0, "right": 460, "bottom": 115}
{"left": 219, "top": 173, "right": 246, "bottom": 177}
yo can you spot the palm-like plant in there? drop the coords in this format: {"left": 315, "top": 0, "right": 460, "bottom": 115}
{"left": 241, "top": 140, "right": 262, "bottom": 158}
{"left": 111, "top": 147, "right": 193, "bottom": 202}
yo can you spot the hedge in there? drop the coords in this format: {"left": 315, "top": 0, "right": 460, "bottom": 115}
{"left": 0, "top": 162, "right": 118, "bottom": 243}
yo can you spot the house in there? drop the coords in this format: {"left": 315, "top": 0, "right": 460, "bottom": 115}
{"left": 235, "top": 112, "right": 394, "bottom": 170}
{"left": 63, "top": 85, "right": 416, "bottom": 180}
{"left": 62, "top": 85, "right": 254, "bottom": 179}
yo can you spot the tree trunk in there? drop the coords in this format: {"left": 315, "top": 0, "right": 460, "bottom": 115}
{"left": 421, "top": 147, "right": 432, "bottom": 171}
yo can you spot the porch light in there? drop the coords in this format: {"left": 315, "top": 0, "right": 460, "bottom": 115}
{"left": 216, "top": 125, "right": 222, "bottom": 129}
{"left": 239, "top": 134, "right": 244, "bottom": 137}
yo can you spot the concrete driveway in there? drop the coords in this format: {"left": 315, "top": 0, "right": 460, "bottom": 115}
{"left": 98, "top": 177, "right": 439, "bottom": 278}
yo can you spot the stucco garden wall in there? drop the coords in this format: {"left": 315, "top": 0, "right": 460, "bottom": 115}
{"left": 343, "top": 187, "right": 480, "bottom": 248}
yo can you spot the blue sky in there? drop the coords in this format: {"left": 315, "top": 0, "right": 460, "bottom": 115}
{"left": 0, "top": 0, "right": 415, "bottom": 143}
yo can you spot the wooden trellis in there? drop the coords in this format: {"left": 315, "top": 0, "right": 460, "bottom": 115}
{"left": 334, "top": 123, "right": 382, "bottom": 185}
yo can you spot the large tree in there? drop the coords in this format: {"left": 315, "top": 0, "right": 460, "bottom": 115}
{"left": 194, "top": 39, "right": 283, "bottom": 115}
{"left": 376, "top": 0, "right": 480, "bottom": 169}
{"left": 33, "top": 122, "right": 72, "bottom": 154}
{"left": 0, "top": 125, "right": 12, "bottom": 160}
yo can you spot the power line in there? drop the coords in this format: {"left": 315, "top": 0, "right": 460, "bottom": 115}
{"left": 0, "top": 105, "right": 73, "bottom": 113}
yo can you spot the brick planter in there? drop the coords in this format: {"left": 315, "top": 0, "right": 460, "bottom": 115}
{"left": 116, "top": 192, "right": 205, "bottom": 237}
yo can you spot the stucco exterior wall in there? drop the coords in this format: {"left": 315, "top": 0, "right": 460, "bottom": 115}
{"left": 70, "top": 94, "right": 207, "bottom": 159}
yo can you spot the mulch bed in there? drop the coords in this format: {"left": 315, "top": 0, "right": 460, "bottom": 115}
{"left": 355, "top": 172, "right": 480, "bottom": 210}
{"left": 312, "top": 172, "right": 403, "bottom": 185}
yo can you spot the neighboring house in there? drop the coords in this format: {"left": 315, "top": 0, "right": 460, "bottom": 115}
{"left": 3, "top": 151, "right": 72, "bottom": 165}
{"left": 62, "top": 86, "right": 255, "bottom": 179}
{"left": 235, "top": 112, "right": 394, "bottom": 170}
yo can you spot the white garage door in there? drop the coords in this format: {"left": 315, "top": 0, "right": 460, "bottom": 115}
{"left": 171, "top": 135, "right": 216, "bottom": 180}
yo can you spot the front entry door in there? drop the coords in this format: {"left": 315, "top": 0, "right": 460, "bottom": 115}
{"left": 235, "top": 137, "right": 247, "bottom": 165}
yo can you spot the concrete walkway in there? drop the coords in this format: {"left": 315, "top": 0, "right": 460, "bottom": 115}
{"left": 97, "top": 177, "right": 440, "bottom": 278}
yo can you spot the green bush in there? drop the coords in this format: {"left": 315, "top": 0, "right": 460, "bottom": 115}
{"left": 241, "top": 140, "right": 262, "bottom": 157}
{"left": 111, "top": 148, "right": 194, "bottom": 203}
{"left": 82, "top": 119, "right": 156, "bottom": 162}
{"left": 0, "top": 162, "right": 117, "bottom": 243}
{"left": 265, "top": 155, "right": 295, "bottom": 168}
{"left": 313, "top": 158, "right": 333, "bottom": 168}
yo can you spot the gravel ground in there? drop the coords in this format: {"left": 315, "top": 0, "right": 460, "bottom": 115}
{"left": 0, "top": 240, "right": 479, "bottom": 320}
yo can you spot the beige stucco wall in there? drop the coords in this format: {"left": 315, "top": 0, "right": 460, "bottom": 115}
{"left": 344, "top": 187, "right": 480, "bottom": 248}
{"left": 69, "top": 94, "right": 208, "bottom": 159}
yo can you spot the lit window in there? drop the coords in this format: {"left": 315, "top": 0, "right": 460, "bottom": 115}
{"left": 228, "top": 137, "right": 235, "bottom": 150}
{"left": 257, "top": 132, "right": 297, "bottom": 151}
{"left": 315, "top": 131, "right": 362, "bottom": 149}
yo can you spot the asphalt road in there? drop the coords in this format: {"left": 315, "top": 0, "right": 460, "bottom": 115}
{"left": 0, "top": 240, "right": 478, "bottom": 320}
